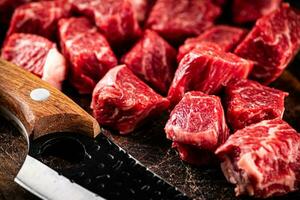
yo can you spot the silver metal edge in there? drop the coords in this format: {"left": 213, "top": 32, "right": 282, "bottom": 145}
{"left": 15, "top": 155, "right": 105, "bottom": 200}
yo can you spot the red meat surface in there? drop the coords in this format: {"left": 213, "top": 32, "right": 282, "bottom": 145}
{"left": 215, "top": 119, "right": 300, "bottom": 198}
{"left": 6, "top": 0, "right": 71, "bottom": 40}
{"left": 91, "top": 65, "right": 169, "bottom": 134}
{"left": 122, "top": 30, "right": 177, "bottom": 94}
{"left": 58, "top": 17, "right": 118, "bottom": 94}
{"left": 69, "top": 0, "right": 141, "bottom": 45}
{"left": 232, "top": 0, "right": 282, "bottom": 24}
{"left": 146, "top": 0, "right": 221, "bottom": 44}
{"left": 168, "top": 46, "right": 253, "bottom": 106}
{"left": 165, "top": 91, "right": 229, "bottom": 151}
{"left": 1, "top": 33, "right": 67, "bottom": 89}
{"left": 212, "top": 0, "right": 227, "bottom": 6}
{"left": 225, "top": 79, "right": 288, "bottom": 130}
{"left": 172, "top": 142, "right": 217, "bottom": 166}
{"left": 129, "top": 0, "right": 153, "bottom": 23}
{"left": 234, "top": 3, "right": 300, "bottom": 84}
{"left": 177, "top": 25, "right": 248, "bottom": 61}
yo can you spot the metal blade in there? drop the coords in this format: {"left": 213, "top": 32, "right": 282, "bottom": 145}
{"left": 15, "top": 155, "right": 104, "bottom": 200}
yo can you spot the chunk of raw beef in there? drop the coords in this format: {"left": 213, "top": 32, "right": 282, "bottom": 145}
{"left": 177, "top": 25, "right": 248, "bottom": 61}
{"left": 146, "top": 0, "right": 221, "bottom": 43}
{"left": 234, "top": 3, "right": 300, "bottom": 84}
{"left": 58, "top": 17, "right": 118, "bottom": 94}
{"left": 69, "top": 0, "right": 141, "bottom": 45}
{"left": 215, "top": 119, "right": 300, "bottom": 198}
{"left": 165, "top": 91, "right": 229, "bottom": 151}
{"left": 232, "top": 0, "right": 282, "bottom": 24}
{"left": 1, "top": 33, "right": 66, "bottom": 89}
{"left": 91, "top": 65, "right": 169, "bottom": 134}
{"left": 172, "top": 142, "right": 217, "bottom": 166}
{"left": 225, "top": 79, "right": 288, "bottom": 130}
{"left": 121, "top": 30, "right": 177, "bottom": 94}
{"left": 6, "top": 0, "right": 71, "bottom": 40}
{"left": 168, "top": 46, "right": 253, "bottom": 106}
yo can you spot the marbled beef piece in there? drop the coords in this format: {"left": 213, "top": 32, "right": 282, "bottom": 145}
{"left": 168, "top": 46, "right": 253, "bottom": 106}
{"left": 235, "top": 3, "right": 300, "bottom": 84}
{"left": 177, "top": 25, "right": 248, "bottom": 61}
{"left": 69, "top": 0, "right": 141, "bottom": 45}
{"left": 122, "top": 30, "right": 177, "bottom": 94}
{"left": 1, "top": 33, "right": 66, "bottom": 90}
{"left": 216, "top": 119, "right": 300, "bottom": 198}
{"left": 225, "top": 79, "right": 288, "bottom": 130}
{"left": 232, "top": 0, "right": 282, "bottom": 24}
{"left": 146, "top": 0, "right": 221, "bottom": 44}
{"left": 165, "top": 91, "right": 229, "bottom": 153}
{"left": 6, "top": 0, "right": 71, "bottom": 40}
{"left": 91, "top": 65, "right": 169, "bottom": 134}
{"left": 58, "top": 17, "right": 118, "bottom": 94}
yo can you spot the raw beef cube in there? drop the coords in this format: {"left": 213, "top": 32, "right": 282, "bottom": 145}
{"left": 69, "top": 0, "right": 141, "bottom": 45}
{"left": 225, "top": 79, "right": 288, "bottom": 130}
{"left": 235, "top": 3, "right": 300, "bottom": 84}
{"left": 215, "top": 119, "right": 300, "bottom": 198}
{"left": 58, "top": 17, "right": 118, "bottom": 94}
{"left": 121, "top": 30, "right": 177, "bottom": 94}
{"left": 165, "top": 91, "right": 229, "bottom": 151}
{"left": 232, "top": 0, "right": 282, "bottom": 24}
{"left": 146, "top": 0, "right": 221, "bottom": 43}
{"left": 91, "top": 65, "right": 169, "bottom": 134}
{"left": 1, "top": 33, "right": 67, "bottom": 90}
{"left": 168, "top": 47, "right": 253, "bottom": 106}
{"left": 172, "top": 142, "right": 217, "bottom": 166}
{"left": 177, "top": 25, "right": 248, "bottom": 61}
{"left": 6, "top": 1, "right": 71, "bottom": 40}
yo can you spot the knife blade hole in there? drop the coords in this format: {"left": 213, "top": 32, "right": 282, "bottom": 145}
{"left": 38, "top": 137, "right": 85, "bottom": 169}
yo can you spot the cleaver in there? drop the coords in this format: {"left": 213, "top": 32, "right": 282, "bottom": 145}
{"left": 0, "top": 58, "right": 188, "bottom": 200}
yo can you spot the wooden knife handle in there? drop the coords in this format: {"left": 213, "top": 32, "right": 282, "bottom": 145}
{"left": 0, "top": 58, "right": 100, "bottom": 140}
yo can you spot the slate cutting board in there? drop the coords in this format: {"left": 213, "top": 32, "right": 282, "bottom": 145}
{"left": 1, "top": 59, "right": 299, "bottom": 200}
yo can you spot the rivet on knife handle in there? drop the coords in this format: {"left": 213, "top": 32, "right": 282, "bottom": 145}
{"left": 0, "top": 58, "right": 100, "bottom": 139}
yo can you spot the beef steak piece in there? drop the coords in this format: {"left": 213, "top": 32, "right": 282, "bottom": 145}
{"left": 168, "top": 46, "right": 253, "bottom": 106}
{"left": 6, "top": 0, "right": 71, "bottom": 40}
{"left": 69, "top": 0, "right": 141, "bottom": 45}
{"left": 234, "top": 3, "right": 300, "bottom": 84}
{"left": 172, "top": 142, "right": 217, "bottom": 166}
{"left": 146, "top": 0, "right": 221, "bottom": 44}
{"left": 225, "top": 79, "right": 288, "bottom": 130}
{"left": 58, "top": 17, "right": 118, "bottom": 94}
{"left": 215, "top": 119, "right": 300, "bottom": 198}
{"left": 91, "top": 65, "right": 169, "bottom": 134}
{"left": 232, "top": 0, "right": 282, "bottom": 24}
{"left": 165, "top": 91, "right": 229, "bottom": 152}
{"left": 1, "top": 33, "right": 66, "bottom": 90}
{"left": 122, "top": 30, "right": 177, "bottom": 94}
{"left": 177, "top": 25, "right": 248, "bottom": 61}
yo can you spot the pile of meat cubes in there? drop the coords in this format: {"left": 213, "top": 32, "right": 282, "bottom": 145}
{"left": 1, "top": 0, "right": 300, "bottom": 198}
